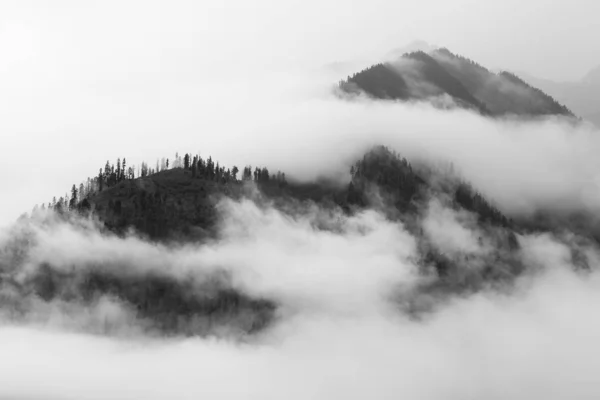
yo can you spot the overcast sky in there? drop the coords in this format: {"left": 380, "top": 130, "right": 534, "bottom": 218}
{"left": 1, "top": 0, "right": 599, "bottom": 224}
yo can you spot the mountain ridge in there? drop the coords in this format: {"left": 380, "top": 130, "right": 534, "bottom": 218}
{"left": 5, "top": 144, "right": 597, "bottom": 337}
{"left": 338, "top": 46, "right": 575, "bottom": 119}
{"left": 513, "top": 64, "right": 600, "bottom": 127}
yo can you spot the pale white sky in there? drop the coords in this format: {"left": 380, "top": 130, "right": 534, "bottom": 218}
{"left": 1, "top": 0, "right": 599, "bottom": 224}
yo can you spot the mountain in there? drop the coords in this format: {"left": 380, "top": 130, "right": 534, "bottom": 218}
{"left": 31, "top": 145, "right": 600, "bottom": 276}
{"left": 513, "top": 66, "right": 600, "bottom": 128}
{"left": 6, "top": 144, "right": 600, "bottom": 336}
{"left": 338, "top": 47, "right": 575, "bottom": 119}
{"left": 0, "top": 147, "right": 529, "bottom": 336}
{"left": 62, "top": 149, "right": 514, "bottom": 244}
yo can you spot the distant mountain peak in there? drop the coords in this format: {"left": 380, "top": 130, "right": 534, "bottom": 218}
{"left": 338, "top": 46, "right": 575, "bottom": 119}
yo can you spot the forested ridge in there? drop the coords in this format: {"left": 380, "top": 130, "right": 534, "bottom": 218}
{"left": 32, "top": 146, "right": 510, "bottom": 243}
{"left": 338, "top": 47, "right": 575, "bottom": 118}
{"left": 6, "top": 144, "right": 593, "bottom": 336}
{"left": 32, "top": 152, "right": 287, "bottom": 240}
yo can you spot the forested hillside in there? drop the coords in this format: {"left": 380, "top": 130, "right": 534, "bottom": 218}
{"left": 338, "top": 47, "right": 575, "bottom": 118}
{"left": 4, "top": 143, "right": 594, "bottom": 337}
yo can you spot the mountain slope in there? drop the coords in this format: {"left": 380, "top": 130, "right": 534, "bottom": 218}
{"left": 430, "top": 49, "right": 573, "bottom": 116}
{"left": 79, "top": 149, "right": 511, "bottom": 243}
{"left": 404, "top": 51, "right": 489, "bottom": 114}
{"left": 82, "top": 147, "right": 522, "bottom": 290}
{"left": 339, "top": 63, "right": 410, "bottom": 100}
{"left": 515, "top": 66, "right": 600, "bottom": 127}
{"left": 339, "top": 47, "right": 575, "bottom": 118}
{"left": 6, "top": 146, "right": 598, "bottom": 337}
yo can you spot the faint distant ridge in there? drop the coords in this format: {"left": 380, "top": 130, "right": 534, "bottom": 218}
{"left": 338, "top": 45, "right": 576, "bottom": 119}
{"left": 582, "top": 65, "right": 600, "bottom": 84}
{"left": 511, "top": 63, "right": 600, "bottom": 128}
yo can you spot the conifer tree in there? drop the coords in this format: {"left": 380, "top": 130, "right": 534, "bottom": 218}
{"left": 98, "top": 169, "right": 104, "bottom": 191}
{"left": 192, "top": 155, "right": 198, "bottom": 178}
{"left": 69, "top": 184, "right": 78, "bottom": 210}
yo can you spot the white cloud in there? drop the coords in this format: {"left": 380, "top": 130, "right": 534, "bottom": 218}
{"left": 422, "top": 198, "right": 485, "bottom": 255}
{"left": 2, "top": 182, "right": 600, "bottom": 399}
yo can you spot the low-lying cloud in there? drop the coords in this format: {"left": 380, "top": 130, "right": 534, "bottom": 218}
{"left": 238, "top": 96, "right": 600, "bottom": 217}
{"left": 2, "top": 188, "right": 600, "bottom": 399}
